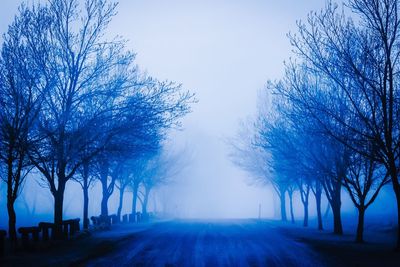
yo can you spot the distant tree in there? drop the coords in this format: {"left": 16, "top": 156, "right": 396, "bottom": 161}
{"left": 272, "top": 62, "right": 355, "bottom": 235}
{"left": 73, "top": 156, "right": 97, "bottom": 229}
{"left": 72, "top": 62, "right": 139, "bottom": 228}
{"left": 229, "top": 118, "right": 288, "bottom": 222}
{"left": 140, "top": 147, "right": 188, "bottom": 217}
{"left": 256, "top": 106, "right": 313, "bottom": 227}
{"left": 128, "top": 156, "right": 151, "bottom": 218}
{"left": 303, "top": 121, "right": 349, "bottom": 235}
{"left": 254, "top": 117, "right": 293, "bottom": 223}
{"left": 21, "top": 193, "right": 37, "bottom": 219}
{"left": 295, "top": 127, "right": 324, "bottom": 230}
{"left": 95, "top": 78, "right": 194, "bottom": 217}
{"left": 115, "top": 160, "right": 131, "bottom": 221}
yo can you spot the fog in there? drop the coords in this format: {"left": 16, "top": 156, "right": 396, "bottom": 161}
{"left": 104, "top": 0, "right": 327, "bottom": 219}
{"left": 0, "top": 0, "right": 398, "bottom": 231}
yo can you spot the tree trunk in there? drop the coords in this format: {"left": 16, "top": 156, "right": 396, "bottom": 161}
{"left": 53, "top": 189, "right": 65, "bottom": 239}
{"left": 117, "top": 185, "right": 125, "bottom": 220}
{"left": 326, "top": 180, "right": 343, "bottom": 235}
{"left": 331, "top": 194, "right": 343, "bottom": 235}
{"left": 6, "top": 155, "right": 18, "bottom": 245}
{"left": 279, "top": 189, "right": 287, "bottom": 222}
{"left": 83, "top": 182, "right": 89, "bottom": 229}
{"left": 356, "top": 206, "right": 365, "bottom": 243}
{"left": 323, "top": 202, "right": 330, "bottom": 219}
{"left": 7, "top": 198, "right": 17, "bottom": 245}
{"left": 142, "top": 188, "right": 150, "bottom": 216}
{"left": 273, "top": 193, "right": 279, "bottom": 218}
{"left": 300, "top": 185, "right": 310, "bottom": 227}
{"left": 387, "top": 155, "right": 400, "bottom": 251}
{"left": 384, "top": 160, "right": 400, "bottom": 250}
{"left": 131, "top": 184, "right": 138, "bottom": 219}
{"left": 303, "top": 201, "right": 309, "bottom": 227}
{"left": 82, "top": 161, "right": 90, "bottom": 229}
{"left": 393, "top": 180, "right": 400, "bottom": 251}
{"left": 315, "top": 188, "right": 323, "bottom": 230}
{"left": 288, "top": 190, "right": 295, "bottom": 223}
{"left": 100, "top": 159, "right": 109, "bottom": 216}
{"left": 101, "top": 193, "right": 109, "bottom": 216}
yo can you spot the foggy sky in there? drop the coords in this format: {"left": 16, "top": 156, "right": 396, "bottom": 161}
{"left": 0, "top": 0, "right": 327, "bottom": 219}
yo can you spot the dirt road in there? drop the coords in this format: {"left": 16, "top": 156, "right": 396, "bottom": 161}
{"left": 86, "top": 220, "right": 327, "bottom": 267}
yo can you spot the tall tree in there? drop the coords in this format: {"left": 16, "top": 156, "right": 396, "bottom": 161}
{"left": 343, "top": 151, "right": 389, "bottom": 242}
{"left": 26, "top": 0, "right": 132, "bottom": 237}
{"left": 0, "top": 5, "right": 49, "bottom": 244}
{"left": 286, "top": 0, "right": 400, "bottom": 244}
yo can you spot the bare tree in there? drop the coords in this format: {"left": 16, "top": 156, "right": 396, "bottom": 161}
{"left": 311, "top": 180, "right": 324, "bottom": 230}
{"left": 0, "top": 5, "right": 48, "bottom": 244}
{"left": 287, "top": 184, "right": 296, "bottom": 224}
{"left": 343, "top": 151, "right": 389, "bottom": 242}
{"left": 306, "top": 130, "right": 349, "bottom": 235}
{"left": 229, "top": 118, "right": 289, "bottom": 221}
{"left": 256, "top": 107, "right": 313, "bottom": 227}
{"left": 73, "top": 157, "right": 97, "bottom": 229}
{"left": 288, "top": 0, "right": 400, "bottom": 248}
{"left": 115, "top": 161, "right": 131, "bottom": 221}
{"left": 25, "top": 0, "right": 133, "bottom": 237}
{"left": 140, "top": 146, "right": 188, "bottom": 218}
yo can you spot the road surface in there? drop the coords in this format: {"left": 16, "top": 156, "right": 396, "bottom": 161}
{"left": 85, "top": 220, "right": 327, "bottom": 267}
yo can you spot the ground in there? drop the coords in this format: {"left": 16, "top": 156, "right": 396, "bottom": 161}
{"left": 1, "top": 219, "right": 400, "bottom": 267}
{"left": 83, "top": 220, "right": 325, "bottom": 267}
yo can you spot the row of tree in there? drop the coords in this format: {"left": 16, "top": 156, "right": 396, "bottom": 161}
{"left": 0, "top": 0, "right": 194, "bottom": 244}
{"left": 231, "top": 0, "right": 400, "bottom": 249}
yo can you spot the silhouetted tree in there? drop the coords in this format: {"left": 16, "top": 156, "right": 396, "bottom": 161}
{"left": 0, "top": 5, "right": 48, "bottom": 244}
{"left": 115, "top": 160, "right": 131, "bottom": 221}
{"left": 73, "top": 157, "right": 97, "bottom": 229}
{"left": 288, "top": 0, "right": 400, "bottom": 248}
{"left": 287, "top": 184, "right": 296, "bottom": 224}
{"left": 344, "top": 151, "right": 389, "bottom": 242}
{"left": 25, "top": 0, "right": 143, "bottom": 237}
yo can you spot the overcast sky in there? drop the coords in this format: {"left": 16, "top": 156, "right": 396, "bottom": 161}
{"left": 0, "top": 0, "right": 326, "bottom": 218}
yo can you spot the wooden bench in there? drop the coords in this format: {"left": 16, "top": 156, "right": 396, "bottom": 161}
{"left": 91, "top": 215, "right": 111, "bottom": 229}
{"left": 136, "top": 212, "right": 142, "bottom": 223}
{"left": 62, "top": 218, "right": 80, "bottom": 237}
{"left": 122, "top": 214, "right": 128, "bottom": 223}
{"left": 18, "top": 227, "right": 40, "bottom": 248}
{"left": 109, "top": 214, "right": 119, "bottom": 225}
{"left": 39, "top": 222, "right": 55, "bottom": 241}
{"left": 129, "top": 213, "right": 135, "bottom": 223}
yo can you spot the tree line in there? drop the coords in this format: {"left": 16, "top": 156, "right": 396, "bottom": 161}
{"left": 231, "top": 0, "right": 400, "bottom": 249}
{"left": 0, "top": 0, "right": 195, "bottom": 245}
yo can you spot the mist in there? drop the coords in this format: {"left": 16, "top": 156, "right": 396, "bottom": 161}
{"left": 1, "top": 0, "right": 400, "bottom": 266}
{"left": 0, "top": 0, "right": 331, "bottom": 222}
{"left": 0, "top": 0, "right": 397, "bottom": 226}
